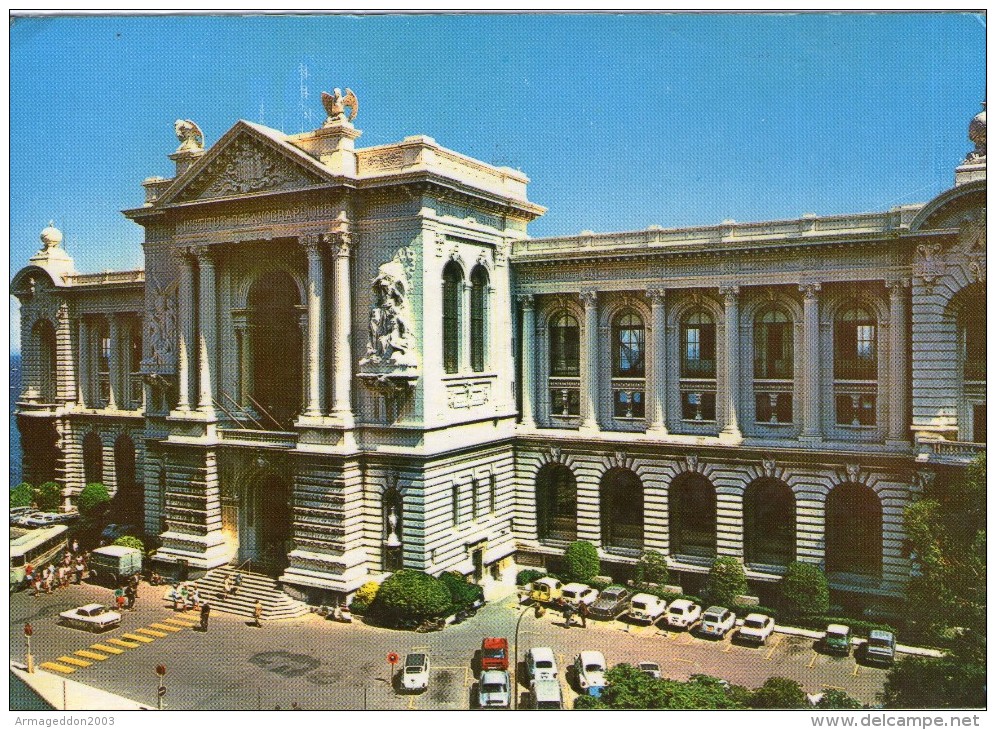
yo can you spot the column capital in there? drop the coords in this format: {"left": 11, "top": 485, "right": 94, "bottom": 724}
{"left": 299, "top": 232, "right": 324, "bottom": 255}
{"left": 719, "top": 284, "right": 740, "bottom": 301}
{"left": 886, "top": 277, "right": 911, "bottom": 295}
{"left": 324, "top": 230, "right": 353, "bottom": 258}
{"left": 189, "top": 244, "right": 214, "bottom": 262}
{"left": 516, "top": 293, "right": 535, "bottom": 310}
{"left": 579, "top": 289, "right": 598, "bottom": 307}
{"left": 799, "top": 281, "right": 822, "bottom": 300}
{"left": 646, "top": 287, "right": 667, "bottom": 305}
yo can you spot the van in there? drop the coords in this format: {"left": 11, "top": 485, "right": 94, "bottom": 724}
{"left": 529, "top": 577, "right": 563, "bottom": 604}
{"left": 529, "top": 678, "right": 563, "bottom": 709}
{"left": 525, "top": 647, "right": 558, "bottom": 682}
{"left": 88, "top": 545, "right": 143, "bottom": 585}
{"left": 481, "top": 637, "right": 510, "bottom": 671}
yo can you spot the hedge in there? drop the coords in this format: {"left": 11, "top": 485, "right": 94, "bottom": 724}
{"left": 516, "top": 569, "right": 547, "bottom": 586}
{"left": 796, "top": 615, "right": 897, "bottom": 637}
{"left": 439, "top": 571, "right": 483, "bottom": 611}
{"left": 113, "top": 535, "right": 145, "bottom": 553}
{"left": 10, "top": 482, "right": 34, "bottom": 508}
{"left": 369, "top": 569, "right": 452, "bottom": 626}
{"left": 734, "top": 603, "right": 779, "bottom": 618}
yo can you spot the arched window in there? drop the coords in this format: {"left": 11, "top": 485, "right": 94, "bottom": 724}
{"left": 754, "top": 309, "right": 793, "bottom": 379}
{"left": 442, "top": 261, "right": 463, "bottom": 374}
{"left": 383, "top": 488, "right": 403, "bottom": 572}
{"left": 94, "top": 319, "right": 111, "bottom": 407}
{"left": 470, "top": 266, "right": 488, "bottom": 372}
{"left": 247, "top": 271, "right": 303, "bottom": 428}
{"left": 681, "top": 311, "right": 716, "bottom": 378}
{"left": 114, "top": 434, "right": 141, "bottom": 525}
{"left": 549, "top": 312, "right": 580, "bottom": 377}
{"left": 600, "top": 468, "right": 643, "bottom": 551}
{"left": 535, "top": 463, "right": 577, "bottom": 542}
{"left": 613, "top": 311, "right": 645, "bottom": 377}
{"left": 743, "top": 479, "right": 795, "bottom": 566}
{"left": 834, "top": 305, "right": 877, "bottom": 380}
{"left": 670, "top": 473, "right": 716, "bottom": 558}
{"left": 33, "top": 320, "right": 57, "bottom": 403}
{"left": 82, "top": 432, "right": 103, "bottom": 485}
{"left": 826, "top": 483, "right": 882, "bottom": 577}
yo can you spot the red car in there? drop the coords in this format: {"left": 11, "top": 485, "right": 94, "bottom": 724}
{"left": 480, "top": 637, "right": 509, "bottom": 671}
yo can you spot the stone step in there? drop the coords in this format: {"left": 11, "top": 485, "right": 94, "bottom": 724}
{"left": 170, "top": 567, "right": 311, "bottom": 620}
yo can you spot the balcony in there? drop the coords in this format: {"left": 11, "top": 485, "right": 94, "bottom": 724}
{"left": 917, "top": 439, "right": 986, "bottom": 466}
{"left": 218, "top": 429, "right": 297, "bottom": 449}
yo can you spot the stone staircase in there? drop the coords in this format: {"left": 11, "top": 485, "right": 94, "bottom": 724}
{"left": 189, "top": 568, "right": 311, "bottom": 620}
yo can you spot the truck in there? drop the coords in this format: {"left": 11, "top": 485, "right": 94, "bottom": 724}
{"left": 88, "top": 545, "right": 143, "bottom": 585}
{"left": 529, "top": 577, "right": 563, "bottom": 604}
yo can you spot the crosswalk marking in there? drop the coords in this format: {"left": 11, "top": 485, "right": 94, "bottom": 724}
{"left": 122, "top": 633, "right": 155, "bottom": 644}
{"left": 150, "top": 622, "right": 182, "bottom": 632}
{"left": 41, "top": 661, "right": 76, "bottom": 674}
{"left": 57, "top": 655, "right": 92, "bottom": 668}
{"left": 91, "top": 643, "right": 124, "bottom": 655}
{"left": 135, "top": 627, "right": 168, "bottom": 638}
{"left": 75, "top": 650, "right": 109, "bottom": 661}
{"left": 165, "top": 617, "right": 197, "bottom": 627}
{"left": 106, "top": 638, "right": 141, "bottom": 648}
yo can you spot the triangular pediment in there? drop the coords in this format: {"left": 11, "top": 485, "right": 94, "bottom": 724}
{"left": 159, "top": 122, "right": 333, "bottom": 205}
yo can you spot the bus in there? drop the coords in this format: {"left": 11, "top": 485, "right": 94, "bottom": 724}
{"left": 10, "top": 525, "right": 69, "bottom": 592}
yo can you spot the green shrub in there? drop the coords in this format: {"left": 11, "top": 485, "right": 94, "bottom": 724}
{"left": 795, "top": 615, "right": 896, "bottom": 637}
{"left": 516, "top": 569, "right": 547, "bottom": 586}
{"left": 349, "top": 599, "right": 369, "bottom": 615}
{"left": 355, "top": 581, "right": 380, "bottom": 605}
{"left": 439, "top": 571, "right": 483, "bottom": 611}
{"left": 77, "top": 483, "right": 111, "bottom": 517}
{"left": 562, "top": 541, "right": 600, "bottom": 583}
{"left": 638, "top": 585, "right": 703, "bottom": 605}
{"left": 370, "top": 569, "right": 452, "bottom": 626}
{"left": 816, "top": 690, "right": 862, "bottom": 709}
{"left": 634, "top": 549, "right": 670, "bottom": 586}
{"left": 590, "top": 576, "right": 612, "bottom": 593}
{"left": 35, "top": 482, "right": 62, "bottom": 512}
{"left": 780, "top": 561, "right": 830, "bottom": 618}
{"left": 749, "top": 677, "right": 808, "bottom": 709}
{"left": 113, "top": 535, "right": 144, "bottom": 553}
{"left": 10, "top": 482, "right": 34, "bottom": 508}
{"left": 703, "top": 557, "right": 747, "bottom": 607}
{"left": 735, "top": 603, "right": 778, "bottom": 618}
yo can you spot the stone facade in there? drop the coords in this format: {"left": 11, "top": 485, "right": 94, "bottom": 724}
{"left": 12, "top": 99, "right": 985, "bottom": 607}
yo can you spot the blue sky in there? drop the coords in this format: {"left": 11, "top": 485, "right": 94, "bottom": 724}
{"left": 8, "top": 13, "right": 986, "bottom": 352}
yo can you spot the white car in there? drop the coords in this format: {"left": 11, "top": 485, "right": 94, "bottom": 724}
{"left": 561, "top": 582, "right": 599, "bottom": 606}
{"left": 573, "top": 651, "right": 608, "bottom": 695}
{"left": 478, "top": 669, "right": 511, "bottom": 708}
{"left": 628, "top": 593, "right": 668, "bottom": 623}
{"left": 59, "top": 604, "right": 122, "bottom": 632}
{"left": 698, "top": 606, "right": 737, "bottom": 638}
{"left": 401, "top": 653, "right": 430, "bottom": 692}
{"left": 638, "top": 661, "right": 662, "bottom": 679}
{"left": 665, "top": 599, "right": 702, "bottom": 629}
{"left": 526, "top": 646, "right": 558, "bottom": 682}
{"left": 738, "top": 613, "right": 776, "bottom": 645}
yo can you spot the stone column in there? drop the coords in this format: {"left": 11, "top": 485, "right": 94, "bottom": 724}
{"left": 107, "top": 315, "right": 121, "bottom": 410}
{"left": 301, "top": 233, "right": 326, "bottom": 417}
{"left": 720, "top": 285, "right": 741, "bottom": 438}
{"left": 56, "top": 304, "right": 76, "bottom": 404}
{"left": 77, "top": 319, "right": 90, "bottom": 407}
{"left": 646, "top": 288, "right": 668, "bottom": 433}
{"left": 461, "top": 282, "right": 473, "bottom": 372}
{"left": 887, "top": 279, "right": 910, "bottom": 445}
{"left": 176, "top": 250, "right": 195, "bottom": 411}
{"left": 580, "top": 289, "right": 599, "bottom": 430}
{"left": 518, "top": 294, "right": 536, "bottom": 428}
{"left": 799, "top": 282, "right": 823, "bottom": 441}
{"left": 195, "top": 246, "right": 217, "bottom": 415}
{"left": 329, "top": 231, "right": 354, "bottom": 426}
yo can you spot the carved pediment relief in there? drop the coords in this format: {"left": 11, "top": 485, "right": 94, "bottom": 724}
{"left": 175, "top": 135, "right": 325, "bottom": 202}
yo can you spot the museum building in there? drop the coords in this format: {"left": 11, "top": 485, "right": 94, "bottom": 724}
{"left": 12, "top": 94, "right": 986, "bottom": 609}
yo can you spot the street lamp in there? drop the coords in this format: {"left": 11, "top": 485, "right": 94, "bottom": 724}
{"left": 512, "top": 602, "right": 545, "bottom": 710}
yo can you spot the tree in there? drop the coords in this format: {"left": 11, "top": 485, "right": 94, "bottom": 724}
{"left": 113, "top": 535, "right": 145, "bottom": 553}
{"left": 703, "top": 556, "right": 747, "bottom": 607}
{"left": 370, "top": 569, "right": 452, "bottom": 626}
{"left": 562, "top": 541, "right": 600, "bottom": 583}
{"left": 780, "top": 561, "right": 830, "bottom": 618}
{"left": 10, "top": 482, "right": 34, "bottom": 508}
{"left": 749, "top": 677, "right": 808, "bottom": 709}
{"left": 77, "top": 483, "right": 111, "bottom": 517}
{"left": 634, "top": 549, "right": 670, "bottom": 586}
{"left": 816, "top": 690, "right": 862, "bottom": 709}
{"left": 573, "top": 666, "right": 748, "bottom": 709}
{"left": 350, "top": 580, "right": 380, "bottom": 614}
{"left": 882, "top": 655, "right": 985, "bottom": 709}
{"left": 438, "top": 571, "right": 483, "bottom": 611}
{"left": 35, "top": 481, "right": 62, "bottom": 512}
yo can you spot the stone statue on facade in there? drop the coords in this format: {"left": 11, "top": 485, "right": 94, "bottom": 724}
{"left": 321, "top": 88, "right": 358, "bottom": 125}
{"left": 174, "top": 119, "right": 205, "bottom": 153}
{"left": 361, "top": 260, "right": 417, "bottom": 369}
{"left": 965, "top": 102, "right": 986, "bottom": 163}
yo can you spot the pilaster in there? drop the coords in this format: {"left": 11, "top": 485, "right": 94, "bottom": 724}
{"left": 580, "top": 289, "right": 599, "bottom": 431}
{"left": 799, "top": 282, "right": 823, "bottom": 442}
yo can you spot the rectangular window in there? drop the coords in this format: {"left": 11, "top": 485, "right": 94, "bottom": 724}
{"left": 835, "top": 394, "right": 876, "bottom": 426}
{"left": 452, "top": 483, "right": 460, "bottom": 526}
{"left": 682, "top": 325, "right": 716, "bottom": 377}
{"left": 472, "top": 479, "right": 480, "bottom": 520}
{"left": 755, "top": 393, "right": 793, "bottom": 423}
{"left": 489, "top": 474, "right": 496, "bottom": 515}
{"left": 681, "top": 391, "right": 716, "bottom": 421}
{"left": 550, "top": 388, "right": 581, "bottom": 416}
{"left": 613, "top": 390, "right": 645, "bottom": 418}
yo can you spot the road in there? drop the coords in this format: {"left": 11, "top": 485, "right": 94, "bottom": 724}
{"left": 9, "top": 581, "right": 890, "bottom": 710}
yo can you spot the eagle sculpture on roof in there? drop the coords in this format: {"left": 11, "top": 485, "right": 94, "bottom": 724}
{"left": 174, "top": 119, "right": 205, "bottom": 153}
{"left": 321, "top": 87, "right": 359, "bottom": 125}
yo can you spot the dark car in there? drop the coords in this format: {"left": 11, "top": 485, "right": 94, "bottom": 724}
{"left": 589, "top": 584, "right": 630, "bottom": 620}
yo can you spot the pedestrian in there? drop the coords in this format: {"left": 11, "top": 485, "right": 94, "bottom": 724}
{"left": 579, "top": 601, "right": 589, "bottom": 628}
{"left": 114, "top": 586, "right": 126, "bottom": 611}
{"left": 126, "top": 582, "right": 137, "bottom": 609}
{"left": 170, "top": 585, "right": 183, "bottom": 611}
{"left": 71, "top": 539, "right": 79, "bottom": 554}
{"left": 223, "top": 574, "right": 234, "bottom": 596}
{"left": 74, "top": 558, "right": 85, "bottom": 584}
{"left": 253, "top": 600, "right": 263, "bottom": 628}
{"left": 563, "top": 602, "right": 574, "bottom": 629}
{"left": 233, "top": 573, "right": 243, "bottom": 595}
{"left": 200, "top": 601, "right": 211, "bottom": 631}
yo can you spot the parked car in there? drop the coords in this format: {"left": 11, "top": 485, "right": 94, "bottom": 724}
{"left": 561, "top": 583, "right": 599, "bottom": 607}
{"left": 481, "top": 637, "right": 510, "bottom": 671}
{"left": 665, "top": 598, "right": 702, "bottom": 629}
{"left": 100, "top": 523, "right": 137, "bottom": 542}
{"left": 628, "top": 593, "right": 667, "bottom": 624}
{"left": 525, "top": 647, "right": 558, "bottom": 682}
{"left": 58, "top": 603, "right": 122, "bottom": 632}
{"left": 23, "top": 511, "right": 78, "bottom": 528}
{"left": 864, "top": 630, "right": 896, "bottom": 666}
{"left": 638, "top": 661, "right": 662, "bottom": 679}
{"left": 738, "top": 613, "right": 776, "bottom": 645}
{"left": 823, "top": 624, "right": 852, "bottom": 656}
{"left": 530, "top": 577, "right": 563, "bottom": 604}
{"left": 589, "top": 584, "right": 630, "bottom": 620}
{"left": 478, "top": 669, "right": 511, "bottom": 708}
{"left": 529, "top": 678, "right": 563, "bottom": 709}
{"left": 88, "top": 545, "right": 143, "bottom": 585}
{"left": 402, "top": 653, "right": 430, "bottom": 691}
{"left": 14, "top": 511, "right": 45, "bottom": 528}
{"left": 573, "top": 651, "right": 608, "bottom": 696}
{"left": 698, "top": 606, "right": 736, "bottom": 638}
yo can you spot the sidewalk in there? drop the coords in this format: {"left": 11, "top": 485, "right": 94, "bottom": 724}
{"left": 11, "top": 662, "right": 154, "bottom": 710}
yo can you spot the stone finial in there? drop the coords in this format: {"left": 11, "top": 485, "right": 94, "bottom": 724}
{"left": 966, "top": 101, "right": 986, "bottom": 163}
{"left": 40, "top": 221, "right": 63, "bottom": 251}
{"left": 174, "top": 119, "right": 205, "bottom": 153}
{"left": 321, "top": 87, "right": 358, "bottom": 126}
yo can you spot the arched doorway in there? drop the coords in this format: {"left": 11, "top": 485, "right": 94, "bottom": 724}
{"left": 825, "top": 483, "right": 882, "bottom": 578}
{"left": 241, "top": 472, "right": 293, "bottom": 574}
{"left": 247, "top": 271, "right": 303, "bottom": 429}
{"left": 599, "top": 467, "right": 643, "bottom": 551}
{"left": 113, "top": 434, "right": 142, "bottom": 526}
{"left": 670, "top": 473, "right": 716, "bottom": 559}
{"left": 82, "top": 432, "right": 103, "bottom": 485}
{"left": 535, "top": 463, "right": 577, "bottom": 543}
{"left": 743, "top": 478, "right": 795, "bottom": 566}
{"left": 382, "top": 488, "right": 404, "bottom": 572}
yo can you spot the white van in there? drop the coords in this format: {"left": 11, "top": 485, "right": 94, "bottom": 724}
{"left": 529, "top": 678, "right": 563, "bottom": 709}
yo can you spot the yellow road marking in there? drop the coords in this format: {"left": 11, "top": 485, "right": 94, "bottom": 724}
{"left": 150, "top": 623, "right": 182, "bottom": 632}
{"left": 57, "top": 655, "right": 92, "bottom": 668}
{"left": 723, "top": 641, "right": 734, "bottom": 653}
{"left": 122, "top": 633, "right": 155, "bottom": 644}
{"left": 411, "top": 645, "right": 430, "bottom": 652}
{"left": 106, "top": 638, "right": 141, "bottom": 648}
{"left": 808, "top": 652, "right": 818, "bottom": 669}
{"left": 765, "top": 635, "right": 782, "bottom": 660}
{"left": 853, "top": 664, "right": 860, "bottom": 677}
{"left": 91, "top": 643, "right": 123, "bottom": 655}
{"left": 407, "top": 695, "right": 417, "bottom": 710}
{"left": 41, "top": 661, "right": 76, "bottom": 674}
{"left": 75, "top": 650, "right": 109, "bottom": 661}
{"left": 135, "top": 627, "right": 168, "bottom": 638}
{"left": 164, "top": 618, "right": 196, "bottom": 627}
